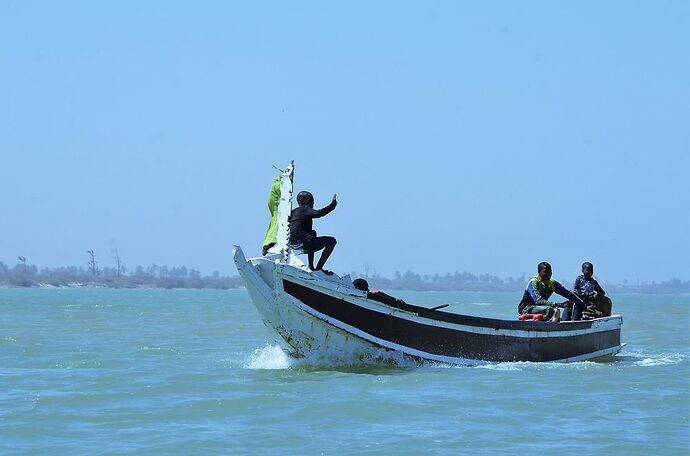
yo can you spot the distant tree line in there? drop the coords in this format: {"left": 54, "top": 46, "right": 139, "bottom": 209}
{"left": 356, "top": 270, "right": 690, "bottom": 294}
{"left": 0, "top": 259, "right": 242, "bottom": 289}
{"left": 359, "top": 271, "right": 528, "bottom": 292}
{"left": 1, "top": 256, "right": 688, "bottom": 293}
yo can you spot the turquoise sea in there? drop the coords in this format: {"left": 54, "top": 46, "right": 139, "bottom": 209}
{"left": 1, "top": 288, "right": 688, "bottom": 455}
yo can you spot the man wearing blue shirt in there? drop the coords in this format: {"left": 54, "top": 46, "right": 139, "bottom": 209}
{"left": 573, "top": 262, "right": 612, "bottom": 318}
{"left": 518, "top": 262, "right": 587, "bottom": 321}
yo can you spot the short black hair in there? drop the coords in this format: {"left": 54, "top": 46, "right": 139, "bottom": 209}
{"left": 353, "top": 278, "right": 369, "bottom": 291}
{"left": 582, "top": 262, "right": 593, "bottom": 269}
{"left": 296, "top": 191, "right": 313, "bottom": 205}
{"left": 538, "top": 261, "right": 551, "bottom": 272}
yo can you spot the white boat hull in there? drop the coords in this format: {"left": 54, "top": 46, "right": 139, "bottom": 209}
{"left": 234, "top": 246, "right": 623, "bottom": 365}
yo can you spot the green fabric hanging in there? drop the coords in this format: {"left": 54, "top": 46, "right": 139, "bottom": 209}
{"left": 262, "top": 174, "right": 282, "bottom": 249}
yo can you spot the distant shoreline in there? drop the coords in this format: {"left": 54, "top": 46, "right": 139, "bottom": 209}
{"left": 0, "top": 281, "right": 687, "bottom": 294}
{"left": 0, "top": 283, "right": 244, "bottom": 290}
{"left": 2, "top": 261, "right": 688, "bottom": 293}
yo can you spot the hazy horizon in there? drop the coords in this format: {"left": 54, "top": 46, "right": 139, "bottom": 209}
{"left": 2, "top": 2, "right": 688, "bottom": 283}
{"left": 2, "top": 256, "right": 688, "bottom": 287}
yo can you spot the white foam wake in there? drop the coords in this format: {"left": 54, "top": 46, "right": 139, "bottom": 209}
{"left": 243, "top": 344, "right": 418, "bottom": 370}
{"left": 244, "top": 345, "right": 292, "bottom": 369}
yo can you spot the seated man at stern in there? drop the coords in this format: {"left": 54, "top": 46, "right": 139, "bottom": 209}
{"left": 519, "top": 262, "right": 587, "bottom": 322}
{"left": 288, "top": 191, "right": 338, "bottom": 275}
{"left": 573, "top": 262, "right": 612, "bottom": 318}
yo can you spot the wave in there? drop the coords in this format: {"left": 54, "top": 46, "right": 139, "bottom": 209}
{"left": 243, "top": 344, "right": 418, "bottom": 371}
{"left": 620, "top": 349, "right": 686, "bottom": 367}
{"left": 242, "top": 344, "right": 687, "bottom": 371}
{"left": 138, "top": 346, "right": 184, "bottom": 355}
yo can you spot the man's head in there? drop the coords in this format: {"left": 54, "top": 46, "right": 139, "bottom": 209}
{"left": 537, "top": 262, "right": 552, "bottom": 282}
{"left": 296, "top": 191, "right": 314, "bottom": 207}
{"left": 582, "top": 262, "right": 594, "bottom": 279}
{"left": 353, "top": 278, "right": 370, "bottom": 292}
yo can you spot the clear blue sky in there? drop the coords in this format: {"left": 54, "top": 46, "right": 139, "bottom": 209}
{"left": 1, "top": 1, "right": 688, "bottom": 283}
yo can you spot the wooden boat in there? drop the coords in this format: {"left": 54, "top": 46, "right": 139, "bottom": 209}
{"left": 234, "top": 246, "right": 623, "bottom": 364}
{"left": 234, "top": 162, "right": 623, "bottom": 364}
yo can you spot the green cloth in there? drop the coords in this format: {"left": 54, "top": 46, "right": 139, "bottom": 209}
{"left": 262, "top": 175, "right": 282, "bottom": 249}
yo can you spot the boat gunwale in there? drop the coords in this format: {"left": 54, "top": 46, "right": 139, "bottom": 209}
{"left": 278, "top": 272, "right": 622, "bottom": 333}
{"left": 280, "top": 277, "right": 622, "bottom": 362}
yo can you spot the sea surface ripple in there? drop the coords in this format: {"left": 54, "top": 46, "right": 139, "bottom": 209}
{"left": 1, "top": 289, "right": 688, "bottom": 455}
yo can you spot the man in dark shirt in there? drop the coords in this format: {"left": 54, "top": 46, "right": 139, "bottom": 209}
{"left": 353, "top": 278, "right": 406, "bottom": 305}
{"left": 518, "top": 262, "right": 587, "bottom": 321}
{"left": 573, "top": 262, "right": 612, "bottom": 318}
{"left": 288, "top": 191, "right": 338, "bottom": 274}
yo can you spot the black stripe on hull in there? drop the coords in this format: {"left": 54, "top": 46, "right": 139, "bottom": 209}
{"left": 282, "top": 280, "right": 620, "bottom": 362}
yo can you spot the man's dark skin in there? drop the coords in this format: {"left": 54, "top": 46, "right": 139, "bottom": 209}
{"left": 539, "top": 264, "right": 551, "bottom": 282}
{"left": 582, "top": 263, "right": 601, "bottom": 300}
{"left": 574, "top": 262, "right": 611, "bottom": 317}
{"left": 289, "top": 191, "right": 338, "bottom": 274}
{"left": 519, "top": 262, "right": 587, "bottom": 321}
{"left": 539, "top": 264, "right": 562, "bottom": 321}
{"left": 305, "top": 193, "right": 336, "bottom": 272}
{"left": 353, "top": 278, "right": 406, "bottom": 305}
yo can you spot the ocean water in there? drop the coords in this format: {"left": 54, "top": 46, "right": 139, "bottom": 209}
{"left": 1, "top": 288, "right": 688, "bottom": 455}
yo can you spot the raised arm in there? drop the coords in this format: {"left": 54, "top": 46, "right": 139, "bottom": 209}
{"left": 306, "top": 196, "right": 337, "bottom": 218}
